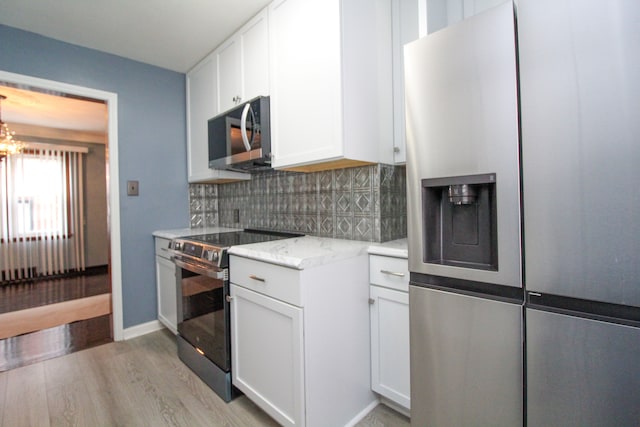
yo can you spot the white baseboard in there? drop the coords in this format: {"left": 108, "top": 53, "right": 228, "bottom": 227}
{"left": 122, "top": 320, "right": 165, "bottom": 340}
{"left": 344, "top": 399, "right": 381, "bottom": 427}
{"left": 379, "top": 396, "right": 411, "bottom": 418}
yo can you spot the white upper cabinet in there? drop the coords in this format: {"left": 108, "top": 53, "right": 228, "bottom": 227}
{"left": 241, "top": 11, "right": 270, "bottom": 103}
{"left": 216, "top": 38, "right": 242, "bottom": 113}
{"left": 217, "top": 8, "right": 270, "bottom": 113}
{"left": 186, "top": 8, "right": 271, "bottom": 183}
{"left": 391, "top": 0, "right": 421, "bottom": 165}
{"left": 186, "top": 55, "right": 250, "bottom": 183}
{"left": 269, "top": 0, "right": 394, "bottom": 171}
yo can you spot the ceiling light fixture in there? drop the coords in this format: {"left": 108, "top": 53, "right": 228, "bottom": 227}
{"left": 0, "top": 94, "right": 24, "bottom": 159}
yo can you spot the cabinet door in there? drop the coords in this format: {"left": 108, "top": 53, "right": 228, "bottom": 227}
{"left": 241, "top": 9, "right": 269, "bottom": 100}
{"left": 391, "top": 0, "right": 420, "bottom": 164}
{"left": 370, "top": 285, "right": 410, "bottom": 410}
{"left": 186, "top": 55, "right": 217, "bottom": 181}
{"left": 269, "top": 0, "right": 343, "bottom": 168}
{"left": 230, "top": 284, "right": 304, "bottom": 427}
{"left": 187, "top": 56, "right": 249, "bottom": 183}
{"left": 217, "top": 37, "right": 242, "bottom": 113}
{"left": 156, "top": 255, "right": 177, "bottom": 334}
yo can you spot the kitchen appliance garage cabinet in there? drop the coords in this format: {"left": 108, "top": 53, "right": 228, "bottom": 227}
{"left": 228, "top": 241, "right": 375, "bottom": 427}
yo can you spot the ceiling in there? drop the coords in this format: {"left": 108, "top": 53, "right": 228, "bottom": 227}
{"left": 0, "top": 0, "right": 271, "bottom": 135}
{"left": 0, "top": 85, "right": 108, "bottom": 133}
{"left": 0, "top": 0, "right": 272, "bottom": 73}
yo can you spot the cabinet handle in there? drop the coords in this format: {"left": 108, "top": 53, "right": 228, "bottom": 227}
{"left": 368, "top": 298, "right": 375, "bottom": 305}
{"left": 225, "top": 295, "right": 233, "bottom": 302}
{"left": 380, "top": 270, "right": 405, "bottom": 278}
{"left": 249, "top": 274, "right": 266, "bottom": 283}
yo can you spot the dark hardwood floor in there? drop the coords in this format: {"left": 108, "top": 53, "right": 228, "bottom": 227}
{"left": 0, "top": 271, "right": 112, "bottom": 372}
{"left": 0, "top": 268, "right": 110, "bottom": 314}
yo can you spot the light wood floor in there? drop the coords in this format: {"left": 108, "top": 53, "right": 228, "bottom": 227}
{"left": 0, "top": 329, "right": 410, "bottom": 427}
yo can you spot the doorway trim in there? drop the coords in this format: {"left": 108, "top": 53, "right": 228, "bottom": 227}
{"left": 0, "top": 70, "right": 123, "bottom": 341}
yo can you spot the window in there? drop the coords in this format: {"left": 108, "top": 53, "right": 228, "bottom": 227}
{"left": 1, "top": 150, "right": 70, "bottom": 239}
{"left": 0, "top": 146, "right": 86, "bottom": 280}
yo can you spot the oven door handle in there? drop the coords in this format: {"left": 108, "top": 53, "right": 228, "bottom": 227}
{"left": 172, "top": 256, "right": 226, "bottom": 280}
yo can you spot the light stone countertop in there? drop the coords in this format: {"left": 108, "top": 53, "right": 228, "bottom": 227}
{"left": 153, "top": 227, "right": 408, "bottom": 270}
{"left": 228, "top": 235, "right": 373, "bottom": 270}
{"left": 367, "top": 238, "right": 408, "bottom": 259}
{"left": 152, "top": 226, "right": 242, "bottom": 240}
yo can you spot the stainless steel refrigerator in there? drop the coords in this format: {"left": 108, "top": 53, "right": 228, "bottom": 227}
{"left": 519, "top": 0, "right": 640, "bottom": 425}
{"left": 405, "top": 2, "right": 524, "bottom": 426}
{"left": 406, "top": 0, "right": 640, "bottom": 426}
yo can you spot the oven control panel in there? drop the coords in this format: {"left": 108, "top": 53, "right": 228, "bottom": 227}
{"left": 168, "top": 238, "right": 225, "bottom": 269}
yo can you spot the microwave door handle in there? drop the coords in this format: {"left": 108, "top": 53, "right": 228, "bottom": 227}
{"left": 240, "top": 103, "right": 252, "bottom": 152}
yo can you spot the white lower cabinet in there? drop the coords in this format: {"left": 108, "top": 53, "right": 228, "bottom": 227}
{"left": 369, "top": 254, "right": 410, "bottom": 412}
{"left": 370, "top": 285, "right": 410, "bottom": 410}
{"left": 230, "top": 284, "right": 304, "bottom": 426}
{"left": 155, "top": 237, "right": 177, "bottom": 333}
{"left": 229, "top": 253, "right": 375, "bottom": 427}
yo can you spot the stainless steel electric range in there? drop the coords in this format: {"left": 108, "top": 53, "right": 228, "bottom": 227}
{"left": 167, "top": 229, "right": 301, "bottom": 401}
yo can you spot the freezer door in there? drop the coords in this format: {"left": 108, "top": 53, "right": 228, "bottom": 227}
{"left": 527, "top": 309, "right": 640, "bottom": 426}
{"left": 519, "top": 0, "right": 640, "bottom": 306}
{"left": 409, "top": 285, "right": 523, "bottom": 426}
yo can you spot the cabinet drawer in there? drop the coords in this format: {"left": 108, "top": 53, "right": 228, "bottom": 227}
{"left": 230, "top": 256, "right": 302, "bottom": 306}
{"left": 155, "top": 237, "right": 171, "bottom": 259}
{"left": 369, "top": 255, "right": 409, "bottom": 292}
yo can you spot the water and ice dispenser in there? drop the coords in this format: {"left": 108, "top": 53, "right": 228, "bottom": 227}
{"left": 422, "top": 173, "right": 498, "bottom": 271}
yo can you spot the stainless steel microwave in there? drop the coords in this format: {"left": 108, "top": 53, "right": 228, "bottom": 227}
{"left": 208, "top": 96, "right": 271, "bottom": 171}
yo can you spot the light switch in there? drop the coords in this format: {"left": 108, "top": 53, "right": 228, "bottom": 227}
{"left": 127, "top": 180, "right": 139, "bottom": 196}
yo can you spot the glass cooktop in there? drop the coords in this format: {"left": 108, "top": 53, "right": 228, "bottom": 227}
{"left": 185, "top": 229, "right": 302, "bottom": 249}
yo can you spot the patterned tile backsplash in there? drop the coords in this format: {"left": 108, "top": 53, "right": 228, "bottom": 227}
{"left": 189, "top": 164, "right": 406, "bottom": 242}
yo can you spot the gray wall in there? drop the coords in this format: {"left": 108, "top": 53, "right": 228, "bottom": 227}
{"left": 0, "top": 24, "right": 189, "bottom": 328}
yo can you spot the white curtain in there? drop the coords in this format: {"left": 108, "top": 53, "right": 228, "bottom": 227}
{"left": 0, "top": 146, "right": 86, "bottom": 281}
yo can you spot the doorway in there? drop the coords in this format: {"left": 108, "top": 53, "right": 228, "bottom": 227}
{"left": 0, "top": 71, "right": 123, "bottom": 368}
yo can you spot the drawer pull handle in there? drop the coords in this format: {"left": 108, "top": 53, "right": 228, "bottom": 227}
{"left": 225, "top": 295, "right": 233, "bottom": 302}
{"left": 381, "top": 270, "right": 405, "bottom": 278}
{"left": 249, "top": 274, "right": 266, "bottom": 282}
{"left": 369, "top": 298, "right": 375, "bottom": 305}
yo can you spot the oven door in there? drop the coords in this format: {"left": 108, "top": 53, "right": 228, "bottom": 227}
{"left": 174, "top": 256, "right": 231, "bottom": 372}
